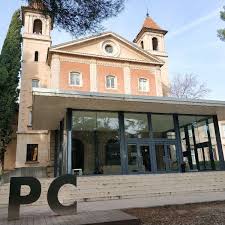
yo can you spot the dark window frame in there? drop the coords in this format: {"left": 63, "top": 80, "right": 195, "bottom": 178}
{"left": 34, "top": 51, "right": 39, "bottom": 62}
{"left": 152, "top": 37, "right": 158, "bottom": 51}
{"left": 26, "top": 144, "right": 38, "bottom": 162}
{"left": 33, "top": 19, "right": 42, "bottom": 34}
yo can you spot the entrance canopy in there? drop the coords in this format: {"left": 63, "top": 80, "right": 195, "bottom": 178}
{"left": 32, "top": 88, "right": 225, "bottom": 130}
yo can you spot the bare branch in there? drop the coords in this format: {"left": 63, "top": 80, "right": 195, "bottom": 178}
{"left": 169, "top": 73, "right": 211, "bottom": 99}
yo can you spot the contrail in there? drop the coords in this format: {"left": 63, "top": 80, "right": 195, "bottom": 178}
{"left": 167, "top": 8, "right": 220, "bottom": 39}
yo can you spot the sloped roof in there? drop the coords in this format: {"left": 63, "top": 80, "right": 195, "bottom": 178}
{"left": 143, "top": 16, "right": 162, "bottom": 30}
{"left": 134, "top": 16, "right": 168, "bottom": 43}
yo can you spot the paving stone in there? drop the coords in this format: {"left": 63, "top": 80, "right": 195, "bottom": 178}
{"left": 0, "top": 210, "right": 140, "bottom": 225}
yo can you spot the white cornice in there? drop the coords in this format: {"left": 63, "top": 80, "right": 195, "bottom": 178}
{"left": 52, "top": 49, "right": 163, "bottom": 66}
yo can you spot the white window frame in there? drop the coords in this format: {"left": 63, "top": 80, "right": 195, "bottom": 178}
{"left": 105, "top": 75, "right": 117, "bottom": 89}
{"left": 69, "top": 72, "right": 83, "bottom": 87}
{"left": 32, "top": 79, "right": 40, "bottom": 88}
{"left": 138, "top": 78, "right": 149, "bottom": 92}
{"left": 28, "top": 111, "right": 32, "bottom": 127}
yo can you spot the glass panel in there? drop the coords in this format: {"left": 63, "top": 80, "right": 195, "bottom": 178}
{"left": 128, "top": 144, "right": 139, "bottom": 173}
{"left": 179, "top": 116, "right": 219, "bottom": 171}
{"left": 194, "top": 120, "right": 208, "bottom": 144}
{"left": 124, "top": 113, "right": 149, "bottom": 138}
{"left": 32, "top": 79, "right": 39, "bottom": 88}
{"left": 167, "top": 145, "right": 179, "bottom": 171}
{"left": 197, "top": 147, "right": 212, "bottom": 170}
{"left": 72, "top": 111, "right": 121, "bottom": 175}
{"left": 96, "top": 112, "right": 120, "bottom": 175}
{"left": 204, "top": 147, "right": 212, "bottom": 170}
{"left": 180, "top": 126, "right": 197, "bottom": 171}
{"left": 72, "top": 111, "right": 96, "bottom": 131}
{"left": 208, "top": 118, "right": 220, "bottom": 170}
{"left": 152, "top": 114, "right": 175, "bottom": 139}
{"left": 139, "top": 78, "right": 148, "bottom": 92}
{"left": 155, "top": 144, "right": 166, "bottom": 171}
{"left": 106, "top": 76, "right": 115, "bottom": 88}
{"left": 197, "top": 148, "right": 204, "bottom": 170}
{"left": 70, "top": 72, "right": 81, "bottom": 86}
{"left": 140, "top": 145, "right": 151, "bottom": 173}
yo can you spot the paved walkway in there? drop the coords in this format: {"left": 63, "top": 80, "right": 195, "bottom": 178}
{"left": 1, "top": 190, "right": 225, "bottom": 221}
{"left": 0, "top": 210, "right": 140, "bottom": 225}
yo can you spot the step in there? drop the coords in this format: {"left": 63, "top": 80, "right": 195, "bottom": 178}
{"left": 1, "top": 172, "right": 225, "bottom": 207}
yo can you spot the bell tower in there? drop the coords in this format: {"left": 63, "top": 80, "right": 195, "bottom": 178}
{"left": 134, "top": 14, "right": 169, "bottom": 96}
{"left": 21, "top": 3, "right": 52, "bottom": 64}
{"left": 16, "top": 3, "right": 53, "bottom": 169}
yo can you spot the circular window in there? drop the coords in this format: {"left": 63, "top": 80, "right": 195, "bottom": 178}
{"left": 105, "top": 44, "right": 114, "bottom": 54}
{"left": 101, "top": 40, "right": 120, "bottom": 57}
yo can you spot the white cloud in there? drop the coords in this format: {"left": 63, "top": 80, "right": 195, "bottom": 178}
{"left": 167, "top": 8, "right": 221, "bottom": 39}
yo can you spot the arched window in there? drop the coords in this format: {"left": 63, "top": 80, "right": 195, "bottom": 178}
{"left": 32, "top": 79, "right": 40, "bottom": 88}
{"left": 34, "top": 51, "right": 39, "bottom": 62}
{"left": 106, "top": 75, "right": 117, "bottom": 89}
{"left": 33, "top": 19, "right": 42, "bottom": 34}
{"left": 152, "top": 37, "right": 158, "bottom": 51}
{"left": 141, "top": 41, "right": 144, "bottom": 49}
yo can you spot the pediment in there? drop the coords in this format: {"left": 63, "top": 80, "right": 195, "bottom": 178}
{"left": 50, "top": 32, "right": 164, "bottom": 65}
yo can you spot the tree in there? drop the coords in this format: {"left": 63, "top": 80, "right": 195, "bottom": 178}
{"left": 169, "top": 74, "right": 210, "bottom": 99}
{"left": 218, "top": 6, "right": 225, "bottom": 41}
{"left": 0, "top": 10, "right": 22, "bottom": 166}
{"left": 26, "top": 0, "right": 125, "bottom": 36}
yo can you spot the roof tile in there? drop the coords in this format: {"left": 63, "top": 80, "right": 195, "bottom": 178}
{"left": 143, "top": 16, "right": 162, "bottom": 30}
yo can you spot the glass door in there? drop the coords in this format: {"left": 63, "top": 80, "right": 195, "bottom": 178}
{"left": 155, "top": 144, "right": 166, "bottom": 172}
{"left": 155, "top": 143, "right": 179, "bottom": 173}
{"left": 140, "top": 145, "right": 151, "bottom": 173}
{"left": 167, "top": 144, "right": 179, "bottom": 172}
{"left": 127, "top": 144, "right": 139, "bottom": 173}
{"left": 127, "top": 143, "right": 152, "bottom": 174}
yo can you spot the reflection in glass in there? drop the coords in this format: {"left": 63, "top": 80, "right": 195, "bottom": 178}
{"left": 72, "top": 111, "right": 121, "bottom": 175}
{"left": 155, "top": 144, "right": 166, "bottom": 171}
{"left": 197, "top": 147, "right": 212, "bottom": 170}
{"left": 152, "top": 114, "right": 175, "bottom": 139}
{"left": 124, "top": 113, "right": 149, "bottom": 138}
{"left": 208, "top": 118, "right": 220, "bottom": 169}
{"left": 179, "top": 115, "right": 219, "bottom": 171}
{"left": 167, "top": 145, "right": 178, "bottom": 171}
{"left": 140, "top": 145, "right": 151, "bottom": 172}
{"left": 128, "top": 144, "right": 138, "bottom": 173}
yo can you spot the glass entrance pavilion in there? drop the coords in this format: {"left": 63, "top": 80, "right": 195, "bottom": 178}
{"left": 32, "top": 89, "right": 225, "bottom": 176}
{"left": 66, "top": 111, "right": 223, "bottom": 175}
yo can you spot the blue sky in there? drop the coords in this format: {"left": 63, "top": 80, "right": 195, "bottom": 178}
{"left": 0, "top": 0, "right": 225, "bottom": 100}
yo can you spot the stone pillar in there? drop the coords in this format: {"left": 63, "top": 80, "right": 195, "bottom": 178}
{"left": 51, "top": 55, "right": 60, "bottom": 89}
{"left": 123, "top": 65, "right": 131, "bottom": 95}
{"left": 90, "top": 61, "right": 97, "bottom": 92}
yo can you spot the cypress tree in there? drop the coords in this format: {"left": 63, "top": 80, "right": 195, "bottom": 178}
{"left": 0, "top": 10, "right": 22, "bottom": 167}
